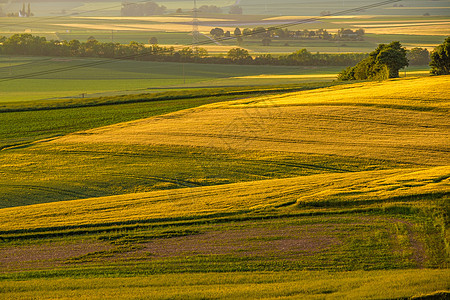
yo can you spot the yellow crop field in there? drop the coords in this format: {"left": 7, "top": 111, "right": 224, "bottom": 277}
{"left": 1, "top": 166, "right": 448, "bottom": 232}
{"left": 76, "top": 16, "right": 231, "bottom": 22}
{"left": 354, "top": 21, "right": 450, "bottom": 27}
{"left": 0, "top": 76, "right": 448, "bottom": 298}
{"left": 235, "top": 74, "right": 337, "bottom": 79}
{"left": 51, "top": 76, "right": 450, "bottom": 165}
{"left": 263, "top": 15, "right": 375, "bottom": 21}
{"left": 218, "top": 75, "right": 450, "bottom": 109}
{"left": 335, "top": 19, "right": 450, "bottom": 24}
{"left": 365, "top": 25, "right": 450, "bottom": 36}
{"left": 1, "top": 270, "right": 449, "bottom": 300}
{"left": 55, "top": 23, "right": 235, "bottom": 33}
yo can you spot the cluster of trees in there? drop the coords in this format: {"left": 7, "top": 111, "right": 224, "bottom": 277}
{"left": 210, "top": 26, "right": 365, "bottom": 42}
{"left": 196, "top": 5, "right": 242, "bottom": 14}
{"left": 121, "top": 1, "right": 166, "bottom": 17}
{"left": 119, "top": 2, "right": 241, "bottom": 16}
{"left": 0, "top": 34, "right": 368, "bottom": 67}
{"left": 338, "top": 38, "right": 450, "bottom": 81}
{"left": 407, "top": 47, "right": 430, "bottom": 65}
{"left": 337, "top": 41, "right": 408, "bottom": 80}
{"left": 430, "top": 37, "right": 450, "bottom": 75}
{"left": 197, "top": 5, "right": 222, "bottom": 14}
{"left": 229, "top": 5, "right": 243, "bottom": 14}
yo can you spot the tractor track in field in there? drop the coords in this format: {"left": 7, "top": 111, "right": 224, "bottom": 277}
{"left": 0, "top": 183, "right": 96, "bottom": 199}
{"left": 48, "top": 148, "right": 356, "bottom": 173}
{"left": 143, "top": 131, "right": 450, "bottom": 154}
{"left": 108, "top": 173, "right": 202, "bottom": 188}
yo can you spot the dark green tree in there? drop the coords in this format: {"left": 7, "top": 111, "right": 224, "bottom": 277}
{"left": 430, "top": 37, "right": 450, "bottom": 75}
{"left": 227, "top": 48, "right": 251, "bottom": 61}
{"left": 253, "top": 27, "right": 267, "bottom": 38}
{"left": 242, "top": 28, "right": 252, "bottom": 36}
{"left": 407, "top": 47, "right": 430, "bottom": 65}
{"left": 376, "top": 41, "right": 408, "bottom": 78}
{"left": 198, "top": 5, "right": 222, "bottom": 14}
{"left": 210, "top": 27, "right": 224, "bottom": 38}
{"left": 229, "top": 5, "right": 242, "bottom": 14}
{"left": 338, "top": 41, "right": 408, "bottom": 80}
{"left": 149, "top": 37, "right": 158, "bottom": 45}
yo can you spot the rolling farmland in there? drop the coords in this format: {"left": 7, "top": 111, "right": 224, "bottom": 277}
{"left": 0, "top": 75, "right": 449, "bottom": 298}
{"left": 0, "top": 0, "right": 449, "bottom": 297}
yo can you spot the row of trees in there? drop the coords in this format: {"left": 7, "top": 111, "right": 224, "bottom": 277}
{"left": 190, "top": 4, "right": 242, "bottom": 14}
{"left": 197, "top": 5, "right": 222, "bottom": 14}
{"left": 1, "top": 34, "right": 444, "bottom": 72}
{"left": 407, "top": 47, "right": 430, "bottom": 65}
{"left": 121, "top": 1, "right": 166, "bottom": 17}
{"left": 210, "top": 27, "right": 365, "bottom": 41}
{"left": 120, "top": 1, "right": 242, "bottom": 16}
{"left": 0, "top": 34, "right": 368, "bottom": 66}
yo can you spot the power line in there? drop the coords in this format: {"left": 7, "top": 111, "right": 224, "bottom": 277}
{"left": 0, "top": 0, "right": 401, "bottom": 83}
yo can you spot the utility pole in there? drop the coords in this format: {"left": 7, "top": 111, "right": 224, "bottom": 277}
{"left": 192, "top": 0, "right": 199, "bottom": 54}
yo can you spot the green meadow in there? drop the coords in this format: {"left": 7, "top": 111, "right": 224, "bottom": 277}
{"left": 0, "top": 56, "right": 346, "bottom": 101}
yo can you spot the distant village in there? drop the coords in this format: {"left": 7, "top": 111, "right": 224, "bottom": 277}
{"left": 0, "top": 3, "right": 33, "bottom": 17}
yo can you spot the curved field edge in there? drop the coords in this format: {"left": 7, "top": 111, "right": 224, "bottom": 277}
{"left": 0, "top": 81, "right": 344, "bottom": 150}
{"left": 0, "top": 166, "right": 448, "bottom": 233}
{"left": 0, "top": 81, "right": 343, "bottom": 112}
{"left": 205, "top": 76, "right": 450, "bottom": 111}
{"left": 0, "top": 270, "right": 449, "bottom": 300}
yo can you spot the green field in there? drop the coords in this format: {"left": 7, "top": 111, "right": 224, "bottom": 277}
{"left": 0, "top": 76, "right": 449, "bottom": 298}
{"left": 0, "top": 56, "right": 351, "bottom": 101}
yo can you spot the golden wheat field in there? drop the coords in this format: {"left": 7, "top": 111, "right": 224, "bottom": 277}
{"left": 0, "top": 166, "right": 448, "bottom": 232}
{"left": 0, "top": 75, "right": 449, "bottom": 299}
{"left": 51, "top": 76, "right": 450, "bottom": 165}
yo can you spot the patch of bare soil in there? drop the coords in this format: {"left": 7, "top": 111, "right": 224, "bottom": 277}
{"left": 0, "top": 240, "right": 112, "bottom": 272}
{"left": 122, "top": 225, "right": 342, "bottom": 260}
